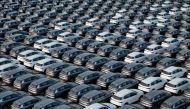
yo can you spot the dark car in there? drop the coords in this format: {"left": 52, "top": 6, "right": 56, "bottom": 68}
{"left": 142, "top": 24, "right": 156, "bottom": 32}
{"left": 6, "top": 11, "right": 20, "bottom": 19}
{"left": 176, "top": 49, "right": 190, "bottom": 62}
{"left": 119, "top": 38, "right": 138, "bottom": 49}
{"left": 85, "top": 10, "right": 96, "bottom": 18}
{"left": 101, "top": 61, "right": 126, "bottom": 73}
{"left": 87, "top": 42, "right": 107, "bottom": 53}
{"left": 73, "top": 53, "right": 98, "bottom": 66}
{"left": 79, "top": 90, "right": 112, "bottom": 107}
{"left": 184, "top": 58, "right": 190, "bottom": 70}
{"left": 3, "top": 20, "right": 20, "bottom": 29}
{"left": 33, "top": 99, "right": 68, "bottom": 109}
{"left": 114, "top": 26, "right": 129, "bottom": 36}
{"left": 16, "top": 13, "right": 30, "bottom": 22}
{"left": 76, "top": 25, "right": 93, "bottom": 36}
{"left": 149, "top": 35, "right": 166, "bottom": 45}
{"left": 44, "top": 11, "right": 58, "bottom": 18}
{"left": 46, "top": 29, "right": 63, "bottom": 39}
{"left": 59, "top": 66, "right": 88, "bottom": 82}
{"left": 62, "top": 49, "right": 86, "bottom": 63}
{"left": 108, "top": 35, "right": 127, "bottom": 46}
{"left": 14, "top": 74, "right": 45, "bottom": 91}
{"left": 85, "top": 29, "right": 102, "bottom": 39}
{"left": 51, "top": 5, "right": 64, "bottom": 13}
{"left": 67, "top": 14, "right": 80, "bottom": 23}
{"left": 97, "top": 73, "right": 126, "bottom": 88}
{"left": 179, "top": 39, "right": 190, "bottom": 49}
{"left": 51, "top": 46, "right": 73, "bottom": 59}
{"left": 45, "top": 82, "right": 78, "bottom": 99}
{"left": 1, "top": 42, "right": 25, "bottom": 54}
{"left": 0, "top": 28, "right": 13, "bottom": 37}
{"left": 38, "top": 18, "right": 52, "bottom": 26}
{"left": 0, "top": 86, "right": 12, "bottom": 93}
{"left": 165, "top": 29, "right": 181, "bottom": 38}
{"left": 86, "top": 57, "right": 111, "bottom": 71}
{"left": 0, "top": 9, "right": 12, "bottom": 18}
{"left": 180, "top": 23, "right": 190, "bottom": 32}
{"left": 11, "top": 96, "right": 46, "bottom": 109}
{"left": 4, "top": 30, "right": 28, "bottom": 40}
{"left": 28, "top": 78, "right": 60, "bottom": 96}
{"left": 46, "top": 63, "right": 73, "bottom": 78}
{"left": 141, "top": 90, "right": 172, "bottom": 109}
{"left": 153, "top": 26, "right": 168, "bottom": 35}
{"left": 54, "top": 104, "right": 83, "bottom": 109}
{"left": 73, "top": 8, "right": 86, "bottom": 16}
{"left": 132, "top": 41, "right": 151, "bottom": 52}
{"left": 0, "top": 91, "right": 27, "bottom": 109}
{"left": 76, "top": 16, "right": 90, "bottom": 25}
{"left": 29, "top": 24, "right": 48, "bottom": 35}
{"left": 63, "top": 7, "right": 75, "bottom": 14}
{"left": 122, "top": 63, "right": 147, "bottom": 77}
{"left": 68, "top": 84, "right": 101, "bottom": 102}
{"left": 25, "top": 16, "right": 40, "bottom": 23}
{"left": 9, "top": 46, "right": 35, "bottom": 58}
{"left": 162, "top": 46, "right": 182, "bottom": 58}
{"left": 33, "top": 9, "right": 48, "bottom": 17}
{"left": 0, "top": 18, "right": 10, "bottom": 27}
{"left": 177, "top": 31, "right": 190, "bottom": 40}
{"left": 25, "top": 7, "right": 39, "bottom": 15}
{"left": 143, "top": 54, "right": 166, "bottom": 67}
{"left": 94, "top": 21, "right": 110, "bottom": 30}
{"left": 134, "top": 67, "right": 162, "bottom": 81}
{"left": 17, "top": 22, "right": 32, "bottom": 31}
{"left": 103, "top": 24, "right": 118, "bottom": 33}
{"left": 168, "top": 21, "right": 183, "bottom": 29}
{"left": 36, "top": 2, "right": 47, "bottom": 9}
{"left": 156, "top": 58, "right": 181, "bottom": 70}
{"left": 75, "top": 39, "right": 95, "bottom": 50}
{"left": 7, "top": 34, "right": 26, "bottom": 42}
{"left": 66, "top": 23, "right": 82, "bottom": 33}
{"left": 136, "top": 31, "right": 153, "bottom": 42}
{"left": 66, "top": 36, "right": 84, "bottom": 47}
{"left": 118, "top": 18, "right": 132, "bottom": 27}
{"left": 119, "top": 104, "right": 145, "bottom": 109}
{"left": 56, "top": 13, "right": 70, "bottom": 20}
{"left": 75, "top": 71, "right": 103, "bottom": 84}
{"left": 161, "top": 96, "right": 190, "bottom": 109}
{"left": 60, "top": 0, "right": 71, "bottom": 7}
{"left": 109, "top": 48, "right": 132, "bottom": 61}
{"left": 18, "top": 6, "right": 31, "bottom": 13}
{"left": 49, "top": 19, "right": 64, "bottom": 28}
{"left": 97, "top": 45, "right": 118, "bottom": 57}
{"left": 33, "top": 28, "right": 49, "bottom": 36}
{"left": 43, "top": 4, "right": 54, "bottom": 11}
{"left": 24, "top": 35, "right": 46, "bottom": 46}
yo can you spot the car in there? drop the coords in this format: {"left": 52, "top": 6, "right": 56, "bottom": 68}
{"left": 50, "top": 46, "right": 73, "bottom": 59}
{"left": 33, "top": 28, "right": 49, "bottom": 36}
{"left": 76, "top": 16, "right": 90, "bottom": 25}
{"left": 3, "top": 20, "right": 20, "bottom": 29}
{"left": 75, "top": 71, "right": 104, "bottom": 84}
{"left": 76, "top": 25, "right": 93, "bottom": 36}
{"left": 5, "top": 30, "right": 28, "bottom": 40}
{"left": 59, "top": 66, "right": 88, "bottom": 82}
{"left": 162, "top": 46, "right": 183, "bottom": 58}
{"left": 134, "top": 67, "right": 162, "bottom": 81}
{"left": 42, "top": 42, "right": 67, "bottom": 54}
{"left": 44, "top": 11, "right": 58, "bottom": 18}
{"left": 101, "top": 61, "right": 126, "bottom": 73}
{"left": 85, "top": 29, "right": 102, "bottom": 39}
{"left": 51, "top": 5, "right": 64, "bottom": 13}
{"left": 181, "top": 4, "right": 190, "bottom": 11}
{"left": 140, "top": 90, "right": 172, "bottom": 109}
{"left": 165, "top": 29, "right": 181, "bottom": 38}
{"left": 149, "top": 35, "right": 166, "bottom": 45}
{"left": 57, "top": 32, "right": 78, "bottom": 42}
{"left": 46, "top": 29, "right": 63, "bottom": 39}
{"left": 108, "top": 78, "right": 139, "bottom": 93}
{"left": 144, "top": 44, "right": 165, "bottom": 54}
{"left": 84, "top": 103, "right": 116, "bottom": 109}
{"left": 0, "top": 86, "right": 12, "bottom": 93}
{"left": 33, "top": 98, "right": 68, "bottom": 109}
{"left": 45, "top": 82, "right": 78, "bottom": 99}
{"left": 110, "top": 89, "right": 143, "bottom": 106}
{"left": 0, "top": 91, "right": 27, "bottom": 109}
{"left": 9, "top": 46, "right": 36, "bottom": 58}
{"left": 66, "top": 36, "right": 84, "bottom": 47}
{"left": 132, "top": 41, "right": 151, "bottom": 52}
{"left": 17, "top": 50, "right": 44, "bottom": 63}
{"left": 0, "top": 58, "right": 19, "bottom": 67}
{"left": 94, "top": 21, "right": 110, "bottom": 30}
{"left": 25, "top": 7, "right": 39, "bottom": 15}
{"left": 110, "top": 16, "right": 124, "bottom": 24}
{"left": 118, "top": 104, "right": 145, "bottom": 109}
{"left": 66, "top": 23, "right": 83, "bottom": 33}
{"left": 86, "top": 42, "right": 107, "bottom": 53}
{"left": 6, "top": 11, "right": 20, "bottom": 19}
{"left": 0, "top": 9, "right": 12, "bottom": 18}
{"left": 0, "top": 18, "right": 10, "bottom": 27}
{"left": 79, "top": 90, "right": 112, "bottom": 107}
{"left": 119, "top": 38, "right": 138, "bottom": 49}
{"left": 34, "top": 39, "right": 58, "bottom": 50}
{"left": 18, "top": 6, "right": 31, "bottom": 13}
{"left": 167, "top": 21, "right": 182, "bottom": 30}
{"left": 11, "top": 96, "right": 46, "bottom": 109}
{"left": 24, "top": 16, "right": 40, "bottom": 23}
{"left": 73, "top": 53, "right": 98, "bottom": 66}
{"left": 15, "top": 13, "right": 30, "bottom": 22}
{"left": 156, "top": 58, "right": 181, "bottom": 70}
{"left": 28, "top": 78, "right": 60, "bottom": 96}
{"left": 68, "top": 84, "right": 101, "bottom": 102}
{"left": 114, "top": 26, "right": 129, "bottom": 36}
{"left": 49, "top": 19, "right": 64, "bottom": 28}
{"left": 97, "top": 45, "right": 118, "bottom": 57}
{"left": 144, "top": 16, "right": 159, "bottom": 24}
{"left": 97, "top": 73, "right": 126, "bottom": 88}
{"left": 176, "top": 49, "right": 190, "bottom": 62}
{"left": 109, "top": 48, "right": 132, "bottom": 61}
{"left": 103, "top": 24, "right": 118, "bottom": 33}
{"left": 126, "top": 29, "right": 142, "bottom": 39}
{"left": 24, "top": 35, "right": 46, "bottom": 46}
{"left": 107, "top": 35, "right": 127, "bottom": 46}
{"left": 124, "top": 52, "right": 147, "bottom": 63}
{"left": 29, "top": 24, "right": 49, "bottom": 34}
{"left": 138, "top": 77, "right": 167, "bottom": 92}
{"left": 179, "top": 39, "right": 190, "bottom": 49}
{"left": 38, "top": 18, "right": 52, "bottom": 26}
{"left": 46, "top": 62, "right": 73, "bottom": 78}
{"left": 67, "top": 14, "right": 80, "bottom": 23}
{"left": 14, "top": 74, "right": 45, "bottom": 91}
{"left": 129, "top": 21, "right": 145, "bottom": 30}
{"left": 7, "top": 34, "right": 26, "bottom": 42}
{"left": 55, "top": 104, "right": 83, "bottom": 109}
{"left": 2, "top": 69, "right": 34, "bottom": 85}
{"left": 160, "top": 66, "right": 187, "bottom": 80}
{"left": 75, "top": 39, "right": 95, "bottom": 50}
{"left": 165, "top": 78, "right": 190, "bottom": 94}
{"left": 161, "top": 96, "right": 190, "bottom": 109}
{"left": 17, "top": 22, "right": 32, "bottom": 31}
{"left": 0, "top": 28, "right": 13, "bottom": 37}
{"left": 1, "top": 42, "right": 25, "bottom": 54}
{"left": 54, "top": 22, "right": 70, "bottom": 30}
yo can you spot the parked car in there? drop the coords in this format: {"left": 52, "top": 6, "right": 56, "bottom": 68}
{"left": 34, "top": 39, "right": 58, "bottom": 50}
{"left": 162, "top": 46, "right": 183, "bottom": 58}
{"left": 9, "top": 46, "right": 36, "bottom": 58}
{"left": 24, "top": 35, "right": 46, "bottom": 46}
{"left": 156, "top": 58, "right": 181, "bottom": 69}
{"left": 124, "top": 52, "right": 147, "bottom": 63}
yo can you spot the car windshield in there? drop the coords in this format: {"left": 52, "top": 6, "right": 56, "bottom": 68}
{"left": 167, "top": 83, "right": 176, "bottom": 87}
{"left": 112, "top": 95, "right": 122, "bottom": 100}
{"left": 140, "top": 82, "right": 149, "bottom": 87}
{"left": 162, "top": 71, "right": 171, "bottom": 75}
{"left": 126, "top": 55, "right": 134, "bottom": 59}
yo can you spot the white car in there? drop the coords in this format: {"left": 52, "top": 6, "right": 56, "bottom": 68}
{"left": 181, "top": 4, "right": 190, "bottom": 11}
{"left": 138, "top": 77, "right": 167, "bottom": 92}
{"left": 96, "top": 32, "right": 115, "bottom": 42}
{"left": 144, "top": 16, "right": 159, "bottom": 24}
{"left": 34, "top": 39, "right": 58, "bottom": 50}
{"left": 144, "top": 44, "right": 165, "bottom": 54}
{"left": 161, "top": 38, "right": 181, "bottom": 47}
{"left": 162, "top": 1, "right": 173, "bottom": 7}
{"left": 164, "top": 78, "right": 190, "bottom": 94}
{"left": 150, "top": 4, "right": 162, "bottom": 11}
{"left": 126, "top": 29, "right": 142, "bottom": 38}
{"left": 0, "top": 64, "right": 25, "bottom": 78}
{"left": 160, "top": 66, "right": 187, "bottom": 80}
{"left": 110, "top": 89, "right": 144, "bottom": 106}
{"left": 0, "top": 58, "right": 19, "bottom": 66}
{"left": 24, "top": 54, "right": 52, "bottom": 68}
{"left": 157, "top": 12, "right": 171, "bottom": 20}
{"left": 17, "top": 50, "right": 44, "bottom": 62}
{"left": 42, "top": 42, "right": 68, "bottom": 54}
{"left": 54, "top": 22, "right": 70, "bottom": 30}
{"left": 85, "top": 18, "right": 100, "bottom": 27}
{"left": 125, "top": 52, "right": 147, "bottom": 63}
{"left": 84, "top": 103, "right": 116, "bottom": 109}
{"left": 110, "top": 16, "right": 124, "bottom": 24}
{"left": 57, "top": 32, "right": 78, "bottom": 42}
{"left": 169, "top": 8, "right": 183, "bottom": 15}
{"left": 157, "top": 19, "right": 170, "bottom": 27}
{"left": 34, "top": 58, "right": 62, "bottom": 72}
{"left": 129, "top": 21, "right": 145, "bottom": 29}
{"left": 116, "top": 9, "right": 127, "bottom": 16}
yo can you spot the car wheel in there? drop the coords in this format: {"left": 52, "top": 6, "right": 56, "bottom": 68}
{"left": 138, "top": 95, "right": 143, "bottom": 101}
{"left": 105, "top": 40, "right": 108, "bottom": 43}
{"left": 24, "top": 87, "right": 28, "bottom": 92}
{"left": 183, "top": 72, "right": 187, "bottom": 77}
{"left": 40, "top": 92, "right": 45, "bottom": 96}
{"left": 155, "top": 105, "right": 159, "bottom": 109}
{"left": 177, "top": 90, "right": 182, "bottom": 95}
{"left": 3, "top": 106, "right": 8, "bottom": 109}
{"left": 136, "top": 61, "right": 139, "bottom": 63}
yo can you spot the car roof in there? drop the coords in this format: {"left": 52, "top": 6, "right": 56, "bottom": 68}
{"left": 104, "top": 61, "right": 123, "bottom": 66}
{"left": 115, "top": 89, "right": 134, "bottom": 97}
{"left": 44, "top": 42, "right": 59, "bottom": 47}
{"left": 57, "top": 22, "right": 69, "bottom": 25}
{"left": 0, "top": 58, "right": 9, "bottom": 62}
{"left": 31, "top": 78, "right": 49, "bottom": 85}
{"left": 88, "top": 18, "right": 99, "bottom": 21}
{"left": 164, "top": 66, "right": 180, "bottom": 72}
{"left": 76, "top": 53, "right": 95, "bottom": 58}
{"left": 35, "top": 38, "right": 49, "bottom": 43}
{"left": 145, "top": 90, "right": 169, "bottom": 99}
{"left": 19, "top": 50, "right": 35, "bottom": 55}
{"left": 164, "top": 96, "right": 186, "bottom": 105}
{"left": 125, "top": 63, "right": 144, "bottom": 68}
{"left": 35, "top": 99, "right": 56, "bottom": 107}
{"left": 36, "top": 58, "right": 52, "bottom": 64}
{"left": 138, "top": 67, "right": 155, "bottom": 73}
{"left": 142, "top": 77, "right": 162, "bottom": 84}
{"left": 128, "top": 52, "right": 142, "bottom": 56}
{"left": 71, "top": 84, "right": 90, "bottom": 91}
{"left": 78, "top": 71, "right": 97, "bottom": 77}
{"left": 84, "top": 103, "right": 104, "bottom": 108}
{"left": 98, "top": 31, "right": 111, "bottom": 35}
{"left": 111, "top": 78, "right": 136, "bottom": 86}
{"left": 147, "top": 44, "right": 160, "bottom": 49}
{"left": 48, "top": 82, "right": 67, "bottom": 90}
{"left": 14, "top": 96, "right": 35, "bottom": 104}
{"left": 16, "top": 74, "right": 34, "bottom": 80}
{"left": 100, "top": 73, "right": 117, "bottom": 79}
{"left": 82, "top": 90, "right": 101, "bottom": 98}
{"left": 59, "top": 32, "right": 73, "bottom": 36}
{"left": 168, "top": 78, "right": 189, "bottom": 85}
{"left": 88, "top": 57, "right": 105, "bottom": 61}
{"left": 5, "top": 69, "right": 27, "bottom": 76}
{"left": 0, "top": 91, "right": 15, "bottom": 98}
{"left": 0, "top": 64, "right": 15, "bottom": 70}
{"left": 25, "top": 54, "right": 43, "bottom": 60}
